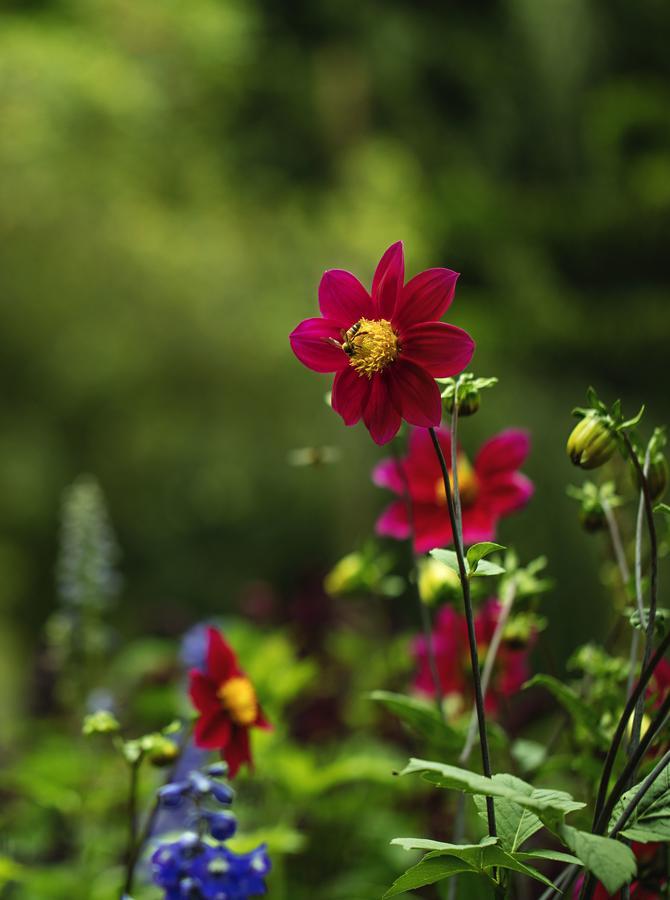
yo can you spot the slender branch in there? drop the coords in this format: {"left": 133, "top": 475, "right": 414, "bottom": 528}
{"left": 610, "top": 747, "right": 670, "bottom": 838}
{"left": 428, "top": 426, "right": 497, "bottom": 837}
{"left": 461, "top": 582, "right": 517, "bottom": 764}
{"left": 390, "top": 441, "right": 445, "bottom": 716}
{"left": 450, "top": 384, "right": 463, "bottom": 536}
{"left": 591, "top": 626, "right": 670, "bottom": 830}
{"left": 538, "top": 863, "right": 580, "bottom": 900}
{"left": 122, "top": 757, "right": 143, "bottom": 897}
{"left": 625, "top": 436, "right": 659, "bottom": 757}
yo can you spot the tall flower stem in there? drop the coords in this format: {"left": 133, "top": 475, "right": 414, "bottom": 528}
{"left": 428, "top": 426, "right": 497, "bottom": 837}
{"left": 390, "top": 441, "right": 445, "bottom": 718}
{"left": 122, "top": 756, "right": 143, "bottom": 897}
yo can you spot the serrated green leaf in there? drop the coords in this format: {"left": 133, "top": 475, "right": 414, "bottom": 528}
{"left": 558, "top": 825, "right": 636, "bottom": 894}
{"left": 370, "top": 691, "right": 461, "bottom": 752}
{"left": 383, "top": 856, "right": 480, "bottom": 898}
{"left": 398, "top": 760, "right": 584, "bottom": 831}
{"left": 517, "top": 849, "right": 582, "bottom": 866}
{"left": 476, "top": 846, "right": 555, "bottom": 888}
{"left": 472, "top": 559, "right": 506, "bottom": 577}
{"left": 473, "top": 774, "right": 544, "bottom": 852}
{"left": 610, "top": 764, "right": 670, "bottom": 843}
{"left": 466, "top": 542, "right": 506, "bottom": 573}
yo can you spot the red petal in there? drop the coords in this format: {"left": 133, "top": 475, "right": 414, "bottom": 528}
{"left": 194, "top": 711, "right": 231, "bottom": 750}
{"left": 206, "top": 628, "right": 239, "bottom": 683}
{"left": 399, "top": 321, "right": 475, "bottom": 377}
{"left": 188, "top": 670, "right": 220, "bottom": 714}
{"left": 372, "top": 241, "right": 404, "bottom": 320}
{"left": 363, "top": 374, "right": 402, "bottom": 444}
{"left": 371, "top": 457, "right": 406, "bottom": 496}
{"left": 461, "top": 505, "right": 497, "bottom": 544}
{"left": 254, "top": 707, "right": 273, "bottom": 730}
{"left": 375, "top": 500, "right": 411, "bottom": 540}
{"left": 479, "top": 472, "right": 534, "bottom": 516}
{"left": 224, "top": 727, "right": 252, "bottom": 779}
{"left": 393, "top": 268, "right": 459, "bottom": 330}
{"left": 413, "top": 503, "right": 454, "bottom": 553}
{"left": 475, "top": 429, "right": 531, "bottom": 476}
{"left": 289, "top": 318, "right": 348, "bottom": 373}
{"left": 331, "top": 366, "right": 371, "bottom": 425}
{"left": 386, "top": 360, "right": 442, "bottom": 428}
{"left": 318, "top": 269, "right": 374, "bottom": 326}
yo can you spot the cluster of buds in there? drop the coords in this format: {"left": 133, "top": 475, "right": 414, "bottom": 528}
{"left": 438, "top": 373, "right": 498, "bottom": 418}
{"left": 152, "top": 763, "right": 271, "bottom": 899}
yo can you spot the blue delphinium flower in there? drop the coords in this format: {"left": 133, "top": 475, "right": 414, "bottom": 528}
{"left": 151, "top": 764, "right": 270, "bottom": 899}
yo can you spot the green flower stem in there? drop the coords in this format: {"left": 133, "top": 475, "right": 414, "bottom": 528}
{"left": 609, "top": 747, "right": 670, "bottom": 838}
{"left": 122, "top": 755, "right": 143, "bottom": 897}
{"left": 449, "top": 385, "right": 464, "bottom": 536}
{"left": 460, "top": 580, "right": 517, "bottom": 764}
{"left": 428, "top": 426, "right": 497, "bottom": 838}
{"left": 391, "top": 440, "right": 445, "bottom": 718}
{"left": 591, "top": 626, "right": 670, "bottom": 832}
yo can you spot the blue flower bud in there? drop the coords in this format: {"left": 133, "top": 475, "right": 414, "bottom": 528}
{"left": 204, "top": 762, "right": 228, "bottom": 778}
{"left": 187, "top": 771, "right": 212, "bottom": 796}
{"left": 209, "top": 781, "right": 234, "bottom": 806}
{"left": 158, "top": 781, "right": 191, "bottom": 808}
{"left": 206, "top": 811, "right": 237, "bottom": 842}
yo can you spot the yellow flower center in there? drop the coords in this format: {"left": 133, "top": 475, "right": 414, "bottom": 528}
{"left": 347, "top": 318, "right": 398, "bottom": 377}
{"left": 216, "top": 676, "right": 258, "bottom": 726}
{"left": 435, "top": 455, "right": 479, "bottom": 507}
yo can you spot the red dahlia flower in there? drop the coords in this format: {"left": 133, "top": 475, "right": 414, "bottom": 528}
{"left": 413, "top": 600, "right": 533, "bottom": 717}
{"left": 188, "top": 628, "right": 270, "bottom": 778}
{"left": 373, "top": 426, "right": 533, "bottom": 553}
{"left": 289, "top": 241, "right": 475, "bottom": 445}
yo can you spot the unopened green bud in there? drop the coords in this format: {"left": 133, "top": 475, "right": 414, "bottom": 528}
{"left": 579, "top": 505, "right": 607, "bottom": 533}
{"left": 82, "top": 710, "right": 120, "bottom": 736}
{"left": 417, "top": 557, "right": 460, "bottom": 604}
{"left": 567, "top": 414, "right": 617, "bottom": 470}
{"left": 148, "top": 737, "right": 180, "bottom": 768}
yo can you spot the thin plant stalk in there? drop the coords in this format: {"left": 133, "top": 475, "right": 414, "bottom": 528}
{"left": 428, "top": 426, "right": 497, "bottom": 837}
{"left": 122, "top": 756, "right": 143, "bottom": 897}
{"left": 390, "top": 441, "right": 445, "bottom": 717}
{"left": 461, "top": 580, "right": 517, "bottom": 764}
{"left": 626, "top": 436, "right": 659, "bottom": 757}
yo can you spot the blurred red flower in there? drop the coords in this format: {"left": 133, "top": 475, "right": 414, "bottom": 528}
{"left": 373, "top": 426, "right": 533, "bottom": 553}
{"left": 573, "top": 843, "right": 665, "bottom": 898}
{"left": 189, "top": 628, "right": 270, "bottom": 778}
{"left": 289, "top": 241, "right": 474, "bottom": 444}
{"left": 413, "top": 599, "right": 534, "bottom": 717}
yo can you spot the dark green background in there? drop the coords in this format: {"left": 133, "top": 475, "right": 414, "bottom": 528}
{"left": 1, "top": 0, "right": 669, "bottom": 736}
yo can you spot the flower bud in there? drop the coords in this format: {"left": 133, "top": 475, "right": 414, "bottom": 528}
{"left": 443, "top": 386, "right": 480, "bottom": 417}
{"left": 646, "top": 454, "right": 668, "bottom": 503}
{"left": 567, "top": 414, "right": 617, "bottom": 470}
{"left": 579, "top": 504, "right": 607, "bottom": 533}
{"left": 148, "top": 737, "right": 180, "bottom": 768}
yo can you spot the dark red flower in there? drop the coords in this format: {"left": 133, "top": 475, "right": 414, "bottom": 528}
{"left": 373, "top": 426, "right": 533, "bottom": 553}
{"left": 289, "top": 242, "right": 475, "bottom": 445}
{"left": 573, "top": 843, "right": 665, "bottom": 898}
{"left": 188, "top": 628, "right": 270, "bottom": 778}
{"left": 413, "top": 599, "right": 533, "bottom": 717}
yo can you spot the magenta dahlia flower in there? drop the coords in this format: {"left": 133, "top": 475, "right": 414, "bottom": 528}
{"left": 413, "top": 599, "right": 534, "bottom": 717}
{"left": 289, "top": 242, "right": 475, "bottom": 445}
{"left": 373, "top": 426, "right": 533, "bottom": 553}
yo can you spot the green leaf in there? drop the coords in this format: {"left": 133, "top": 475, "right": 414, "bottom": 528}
{"left": 466, "top": 542, "right": 506, "bottom": 573}
{"left": 398, "top": 759, "right": 584, "bottom": 831}
{"left": 472, "top": 559, "right": 506, "bottom": 577}
{"left": 383, "top": 856, "right": 479, "bottom": 898}
{"left": 558, "top": 825, "right": 636, "bottom": 895}
{"left": 430, "top": 549, "right": 462, "bottom": 576}
{"left": 473, "top": 774, "right": 544, "bottom": 851}
{"left": 610, "top": 763, "right": 670, "bottom": 843}
{"left": 477, "top": 846, "right": 556, "bottom": 888}
{"left": 654, "top": 502, "right": 670, "bottom": 518}
{"left": 510, "top": 739, "right": 547, "bottom": 775}
{"left": 370, "top": 691, "right": 461, "bottom": 752}
{"left": 524, "top": 674, "right": 603, "bottom": 739}
{"left": 517, "top": 849, "right": 582, "bottom": 866}
{"left": 391, "top": 837, "right": 496, "bottom": 869}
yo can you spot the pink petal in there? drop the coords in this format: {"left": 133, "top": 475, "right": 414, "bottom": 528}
{"left": 402, "top": 427, "right": 450, "bottom": 503}
{"left": 331, "top": 366, "right": 370, "bottom": 425}
{"left": 318, "top": 269, "right": 374, "bottom": 326}
{"left": 393, "top": 268, "right": 460, "bottom": 330}
{"left": 475, "top": 429, "right": 531, "bottom": 476}
{"left": 460, "top": 505, "right": 497, "bottom": 545}
{"left": 375, "top": 500, "right": 411, "bottom": 540}
{"left": 386, "top": 359, "right": 442, "bottom": 428}
{"left": 189, "top": 670, "right": 220, "bottom": 715}
{"left": 207, "top": 628, "right": 239, "bottom": 683}
{"left": 194, "top": 710, "right": 231, "bottom": 750}
{"left": 399, "top": 321, "right": 475, "bottom": 377}
{"left": 363, "top": 374, "right": 402, "bottom": 445}
{"left": 372, "top": 241, "right": 404, "bottom": 320}
{"left": 479, "top": 472, "right": 534, "bottom": 516}
{"left": 289, "top": 318, "right": 348, "bottom": 373}
{"left": 413, "top": 503, "right": 454, "bottom": 553}
{"left": 372, "top": 457, "right": 406, "bottom": 496}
